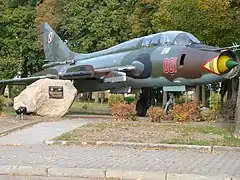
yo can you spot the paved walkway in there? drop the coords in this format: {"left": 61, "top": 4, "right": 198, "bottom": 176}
{"left": 1, "top": 175, "right": 95, "bottom": 180}
{"left": 0, "top": 119, "right": 90, "bottom": 145}
{"left": 0, "top": 145, "right": 239, "bottom": 178}
{"left": 0, "top": 176, "right": 87, "bottom": 180}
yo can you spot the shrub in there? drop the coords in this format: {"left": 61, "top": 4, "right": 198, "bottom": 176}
{"left": 171, "top": 101, "right": 202, "bottom": 122}
{"left": 175, "top": 95, "right": 186, "bottom": 104}
{"left": 200, "top": 108, "right": 215, "bottom": 121}
{"left": 110, "top": 102, "right": 137, "bottom": 121}
{"left": 0, "top": 96, "right": 13, "bottom": 111}
{"left": 108, "top": 94, "right": 125, "bottom": 107}
{"left": 3, "top": 97, "right": 13, "bottom": 107}
{"left": 10, "top": 85, "right": 26, "bottom": 98}
{"left": 221, "top": 99, "right": 236, "bottom": 122}
{"left": 124, "top": 96, "right": 136, "bottom": 104}
{"left": 209, "top": 92, "right": 221, "bottom": 119}
{"left": 147, "top": 107, "right": 166, "bottom": 122}
{"left": 0, "top": 96, "right": 5, "bottom": 111}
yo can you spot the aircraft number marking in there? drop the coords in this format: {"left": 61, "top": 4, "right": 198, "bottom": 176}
{"left": 163, "top": 57, "right": 177, "bottom": 74}
{"left": 48, "top": 32, "right": 53, "bottom": 44}
{"left": 161, "top": 47, "right": 171, "bottom": 55}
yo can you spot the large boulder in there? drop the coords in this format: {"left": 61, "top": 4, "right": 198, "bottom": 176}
{"left": 13, "top": 78, "right": 77, "bottom": 117}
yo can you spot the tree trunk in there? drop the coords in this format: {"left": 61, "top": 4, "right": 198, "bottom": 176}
{"left": 201, "top": 85, "right": 207, "bottom": 107}
{"left": 234, "top": 78, "right": 240, "bottom": 138}
{"left": 162, "top": 91, "right": 167, "bottom": 107}
{"left": 81, "top": 92, "right": 92, "bottom": 101}
{"left": 185, "top": 91, "right": 188, "bottom": 102}
{"left": 0, "top": 85, "right": 6, "bottom": 96}
{"left": 220, "top": 81, "right": 228, "bottom": 106}
{"left": 94, "top": 92, "right": 99, "bottom": 103}
{"left": 232, "top": 78, "right": 238, "bottom": 100}
{"left": 194, "top": 85, "right": 201, "bottom": 104}
{"left": 227, "top": 80, "right": 233, "bottom": 100}
{"left": 100, "top": 91, "right": 105, "bottom": 104}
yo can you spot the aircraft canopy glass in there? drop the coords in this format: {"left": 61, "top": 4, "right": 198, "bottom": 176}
{"left": 142, "top": 31, "right": 201, "bottom": 47}
{"left": 91, "top": 30, "right": 201, "bottom": 56}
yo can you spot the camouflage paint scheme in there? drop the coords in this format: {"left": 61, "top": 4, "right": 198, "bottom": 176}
{"left": 0, "top": 23, "right": 239, "bottom": 94}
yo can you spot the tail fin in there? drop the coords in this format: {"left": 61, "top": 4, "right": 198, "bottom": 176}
{"left": 40, "top": 23, "right": 75, "bottom": 63}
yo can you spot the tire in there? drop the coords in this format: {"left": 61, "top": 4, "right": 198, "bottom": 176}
{"left": 136, "top": 99, "right": 147, "bottom": 116}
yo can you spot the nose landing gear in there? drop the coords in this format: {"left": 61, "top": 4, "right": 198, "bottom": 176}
{"left": 136, "top": 88, "right": 154, "bottom": 117}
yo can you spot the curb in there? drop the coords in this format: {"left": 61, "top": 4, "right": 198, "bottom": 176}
{"left": 66, "top": 114, "right": 148, "bottom": 121}
{"left": 0, "top": 121, "right": 39, "bottom": 137}
{"left": 66, "top": 114, "right": 113, "bottom": 119}
{"left": 44, "top": 140, "right": 240, "bottom": 152}
{"left": 0, "top": 165, "right": 236, "bottom": 180}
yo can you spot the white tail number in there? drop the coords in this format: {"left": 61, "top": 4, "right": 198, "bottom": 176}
{"left": 48, "top": 32, "right": 53, "bottom": 44}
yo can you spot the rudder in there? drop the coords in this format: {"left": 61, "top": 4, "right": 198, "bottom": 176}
{"left": 40, "top": 23, "right": 75, "bottom": 63}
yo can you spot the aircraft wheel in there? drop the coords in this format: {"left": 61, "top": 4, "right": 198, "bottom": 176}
{"left": 136, "top": 99, "right": 147, "bottom": 117}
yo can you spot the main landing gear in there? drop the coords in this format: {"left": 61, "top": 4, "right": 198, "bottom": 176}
{"left": 136, "top": 88, "right": 154, "bottom": 116}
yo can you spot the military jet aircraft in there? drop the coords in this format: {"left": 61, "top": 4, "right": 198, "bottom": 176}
{"left": 0, "top": 23, "right": 239, "bottom": 116}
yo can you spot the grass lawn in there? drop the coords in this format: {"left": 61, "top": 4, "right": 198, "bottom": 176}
{"left": 68, "top": 101, "right": 110, "bottom": 115}
{"left": 1, "top": 106, "right": 16, "bottom": 116}
{"left": 55, "top": 120, "right": 240, "bottom": 147}
{"left": 1, "top": 101, "right": 110, "bottom": 116}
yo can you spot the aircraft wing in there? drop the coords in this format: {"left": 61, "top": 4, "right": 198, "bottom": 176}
{"left": 0, "top": 74, "right": 59, "bottom": 85}
{"left": 0, "top": 64, "right": 137, "bottom": 85}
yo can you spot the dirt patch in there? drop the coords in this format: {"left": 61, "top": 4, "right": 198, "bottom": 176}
{"left": 55, "top": 120, "right": 240, "bottom": 147}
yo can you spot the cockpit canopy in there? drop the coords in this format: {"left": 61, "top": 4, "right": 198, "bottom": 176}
{"left": 95, "top": 30, "right": 201, "bottom": 57}
{"left": 142, "top": 31, "right": 201, "bottom": 47}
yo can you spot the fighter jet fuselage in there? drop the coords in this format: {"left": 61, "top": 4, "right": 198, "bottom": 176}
{"left": 36, "top": 26, "right": 240, "bottom": 93}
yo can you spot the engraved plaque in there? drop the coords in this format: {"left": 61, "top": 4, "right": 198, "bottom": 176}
{"left": 49, "top": 86, "right": 64, "bottom": 99}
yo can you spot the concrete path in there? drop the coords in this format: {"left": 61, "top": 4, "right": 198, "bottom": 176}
{"left": 2, "top": 175, "right": 97, "bottom": 180}
{"left": 0, "top": 176, "right": 88, "bottom": 180}
{"left": 0, "top": 145, "right": 239, "bottom": 178}
{"left": 0, "top": 119, "right": 90, "bottom": 145}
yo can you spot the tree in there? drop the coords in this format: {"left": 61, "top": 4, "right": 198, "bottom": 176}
{"left": 234, "top": 77, "right": 240, "bottom": 138}
{"left": 0, "top": 0, "right": 43, "bottom": 78}
{"left": 150, "top": 0, "right": 240, "bottom": 46}
{"left": 0, "top": 0, "right": 44, "bottom": 95}
{"left": 36, "top": 0, "right": 61, "bottom": 36}
{"left": 57, "top": 0, "right": 134, "bottom": 53}
{"left": 128, "top": 0, "right": 159, "bottom": 37}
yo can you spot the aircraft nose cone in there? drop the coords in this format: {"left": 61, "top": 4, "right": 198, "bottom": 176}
{"left": 218, "top": 56, "right": 238, "bottom": 74}
{"left": 203, "top": 55, "right": 239, "bottom": 75}
{"left": 226, "top": 59, "right": 238, "bottom": 69}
